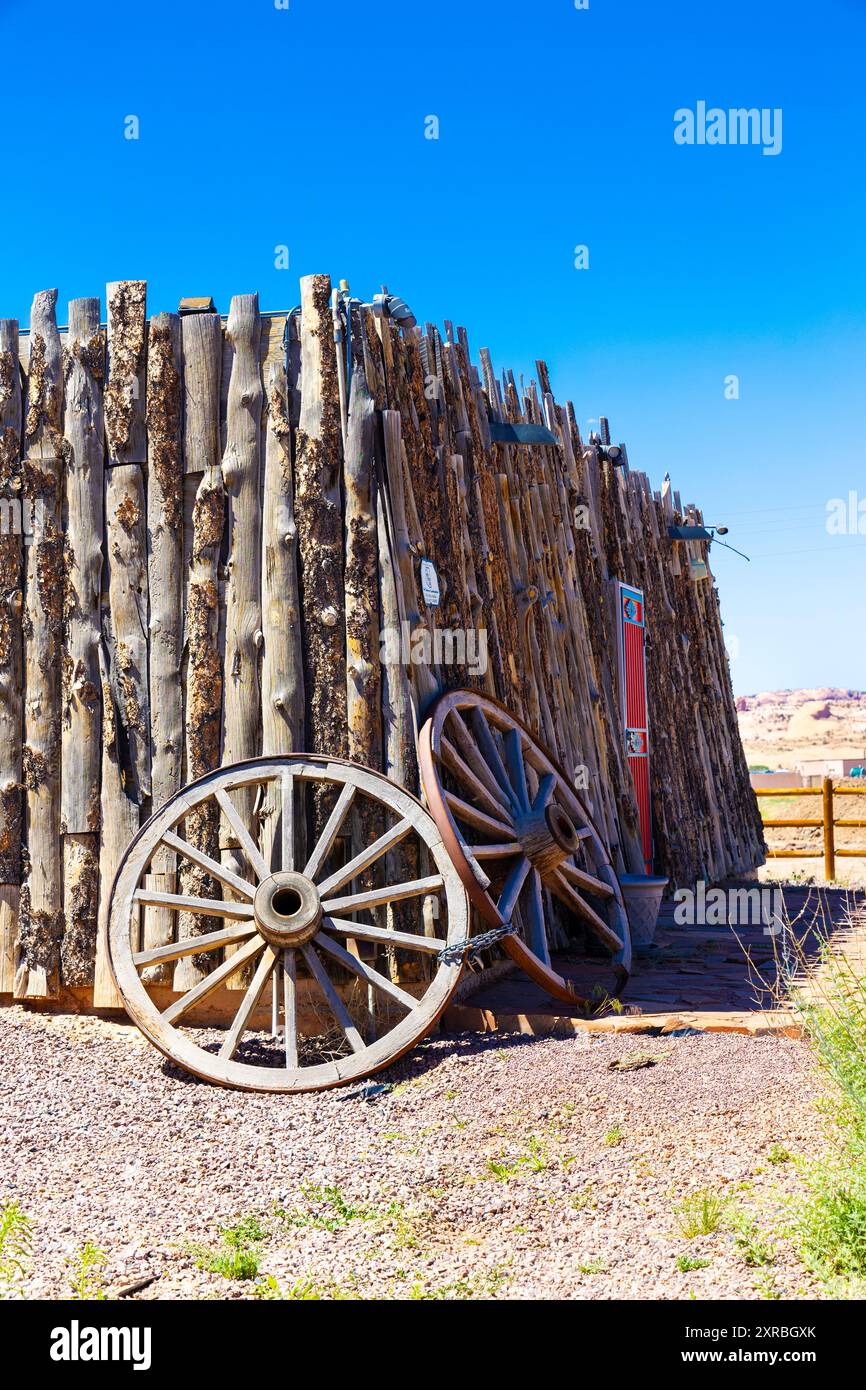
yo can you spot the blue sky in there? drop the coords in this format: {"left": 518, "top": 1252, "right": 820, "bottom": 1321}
{"left": 1, "top": 0, "right": 863, "bottom": 695}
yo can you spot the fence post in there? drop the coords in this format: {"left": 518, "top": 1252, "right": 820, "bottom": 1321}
{"left": 823, "top": 777, "right": 836, "bottom": 881}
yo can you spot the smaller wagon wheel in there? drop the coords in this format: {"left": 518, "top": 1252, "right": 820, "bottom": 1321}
{"left": 418, "top": 691, "right": 631, "bottom": 1005}
{"left": 109, "top": 756, "right": 469, "bottom": 1092}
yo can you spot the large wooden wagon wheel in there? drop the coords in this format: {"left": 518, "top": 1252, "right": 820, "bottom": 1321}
{"left": 418, "top": 691, "right": 631, "bottom": 1005}
{"left": 109, "top": 756, "right": 469, "bottom": 1092}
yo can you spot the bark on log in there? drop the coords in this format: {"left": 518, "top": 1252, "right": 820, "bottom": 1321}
{"left": 0, "top": 318, "right": 23, "bottom": 991}
{"left": 344, "top": 304, "right": 382, "bottom": 778}
{"left": 105, "top": 281, "right": 147, "bottom": 467}
{"left": 260, "top": 357, "right": 305, "bottom": 872}
{"left": 220, "top": 293, "right": 263, "bottom": 842}
{"left": 261, "top": 359, "right": 304, "bottom": 757}
{"left": 177, "top": 313, "right": 225, "bottom": 988}
{"left": 17, "top": 289, "right": 64, "bottom": 999}
{"left": 294, "top": 274, "right": 347, "bottom": 829}
{"left": 61, "top": 298, "right": 104, "bottom": 836}
{"left": 60, "top": 298, "right": 105, "bottom": 985}
{"left": 144, "top": 312, "right": 184, "bottom": 977}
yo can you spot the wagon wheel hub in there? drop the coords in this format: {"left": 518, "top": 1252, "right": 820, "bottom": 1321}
{"left": 513, "top": 803, "right": 582, "bottom": 879}
{"left": 253, "top": 871, "right": 322, "bottom": 948}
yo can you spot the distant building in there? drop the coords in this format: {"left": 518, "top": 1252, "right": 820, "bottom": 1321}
{"left": 750, "top": 770, "right": 803, "bottom": 791}
{"left": 796, "top": 757, "right": 865, "bottom": 785}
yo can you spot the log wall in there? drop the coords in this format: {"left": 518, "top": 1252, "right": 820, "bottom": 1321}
{"left": 0, "top": 277, "right": 764, "bottom": 1005}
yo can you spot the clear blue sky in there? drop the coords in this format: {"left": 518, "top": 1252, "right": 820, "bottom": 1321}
{"left": 1, "top": 0, "right": 863, "bottom": 696}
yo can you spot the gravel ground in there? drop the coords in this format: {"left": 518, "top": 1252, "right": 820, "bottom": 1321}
{"left": 0, "top": 1007, "right": 832, "bottom": 1301}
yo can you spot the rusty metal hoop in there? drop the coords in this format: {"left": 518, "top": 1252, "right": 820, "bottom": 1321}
{"left": 108, "top": 756, "right": 469, "bottom": 1092}
{"left": 418, "top": 691, "right": 631, "bottom": 1004}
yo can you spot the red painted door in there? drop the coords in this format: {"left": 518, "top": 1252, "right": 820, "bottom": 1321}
{"left": 617, "top": 583, "right": 653, "bottom": 873}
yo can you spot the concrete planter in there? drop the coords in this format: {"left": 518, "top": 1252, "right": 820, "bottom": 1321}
{"left": 619, "top": 873, "right": 669, "bottom": 946}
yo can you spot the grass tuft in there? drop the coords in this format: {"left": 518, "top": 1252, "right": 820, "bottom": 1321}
{"left": 673, "top": 1189, "right": 728, "bottom": 1239}
{"left": 0, "top": 1202, "right": 33, "bottom": 1298}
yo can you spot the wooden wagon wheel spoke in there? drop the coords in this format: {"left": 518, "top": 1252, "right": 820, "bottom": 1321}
{"left": 502, "top": 727, "right": 530, "bottom": 812}
{"left": 419, "top": 690, "right": 632, "bottom": 1006}
{"left": 163, "top": 935, "right": 267, "bottom": 1026}
{"left": 219, "top": 947, "right": 278, "bottom": 1060}
{"left": 160, "top": 830, "right": 256, "bottom": 899}
{"left": 300, "top": 942, "right": 366, "bottom": 1054}
{"left": 446, "top": 710, "right": 517, "bottom": 812}
{"left": 467, "top": 707, "right": 520, "bottom": 811}
{"left": 108, "top": 756, "right": 470, "bottom": 1093}
{"left": 468, "top": 841, "right": 523, "bottom": 860}
{"left": 496, "top": 854, "right": 532, "bottom": 923}
{"left": 320, "top": 874, "right": 444, "bottom": 916}
{"left": 443, "top": 791, "right": 514, "bottom": 840}
{"left": 316, "top": 932, "right": 418, "bottom": 1011}
{"left": 548, "top": 868, "right": 623, "bottom": 954}
{"left": 439, "top": 736, "right": 513, "bottom": 822}
{"left": 314, "top": 817, "right": 413, "bottom": 897}
{"left": 302, "top": 782, "right": 356, "bottom": 879}
{"left": 324, "top": 916, "right": 446, "bottom": 954}
{"left": 522, "top": 867, "right": 551, "bottom": 966}
{"left": 134, "top": 889, "right": 256, "bottom": 921}
{"left": 282, "top": 949, "right": 298, "bottom": 1070}
{"left": 559, "top": 858, "right": 615, "bottom": 899}
{"left": 133, "top": 920, "right": 257, "bottom": 968}
{"left": 281, "top": 769, "right": 295, "bottom": 872}
{"left": 214, "top": 786, "right": 270, "bottom": 881}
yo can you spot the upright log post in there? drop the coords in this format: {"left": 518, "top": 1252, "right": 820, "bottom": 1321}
{"left": 176, "top": 310, "right": 224, "bottom": 989}
{"left": 220, "top": 293, "right": 263, "bottom": 853}
{"left": 94, "top": 281, "right": 150, "bottom": 1008}
{"left": 143, "top": 312, "right": 184, "bottom": 978}
{"left": 260, "top": 356, "right": 305, "bottom": 873}
{"left": 0, "top": 319, "right": 23, "bottom": 992}
{"left": 295, "top": 274, "right": 348, "bottom": 829}
{"left": 823, "top": 776, "right": 836, "bottom": 882}
{"left": 344, "top": 304, "right": 382, "bottom": 782}
{"left": 17, "top": 289, "right": 64, "bottom": 1000}
{"left": 61, "top": 298, "right": 104, "bottom": 985}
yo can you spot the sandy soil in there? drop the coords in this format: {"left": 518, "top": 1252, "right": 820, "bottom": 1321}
{"left": 0, "top": 1006, "right": 833, "bottom": 1301}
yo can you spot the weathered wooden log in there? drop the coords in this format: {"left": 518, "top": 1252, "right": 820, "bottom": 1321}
{"left": 60, "top": 298, "right": 105, "bottom": 984}
{"left": 143, "top": 312, "right": 184, "bottom": 978}
{"left": 176, "top": 310, "right": 224, "bottom": 989}
{"left": 294, "top": 274, "right": 348, "bottom": 828}
{"left": 104, "top": 284, "right": 151, "bottom": 800}
{"left": 146, "top": 312, "right": 184, "bottom": 806}
{"left": 260, "top": 349, "right": 305, "bottom": 887}
{"left": 105, "top": 281, "right": 147, "bottom": 467}
{"left": 344, "top": 303, "right": 382, "bottom": 779}
{"left": 93, "top": 637, "right": 138, "bottom": 1009}
{"left": 61, "top": 298, "right": 104, "bottom": 834}
{"left": 221, "top": 293, "right": 263, "bottom": 839}
{"left": 0, "top": 318, "right": 23, "bottom": 991}
{"left": 182, "top": 311, "right": 223, "bottom": 475}
{"left": 17, "top": 289, "right": 64, "bottom": 1000}
{"left": 261, "top": 359, "right": 304, "bottom": 759}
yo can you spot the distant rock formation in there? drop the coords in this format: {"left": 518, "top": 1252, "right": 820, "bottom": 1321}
{"left": 737, "top": 688, "right": 866, "bottom": 769}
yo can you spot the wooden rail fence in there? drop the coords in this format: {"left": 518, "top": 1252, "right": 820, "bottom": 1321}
{"left": 760, "top": 778, "right": 866, "bottom": 880}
